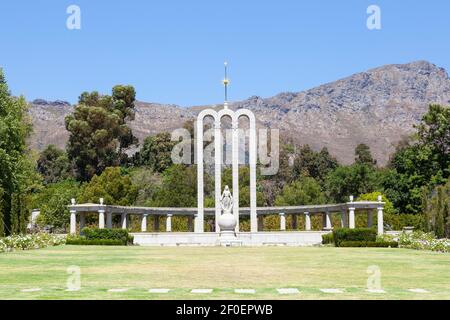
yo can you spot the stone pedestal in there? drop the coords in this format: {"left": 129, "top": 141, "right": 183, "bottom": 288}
{"left": 217, "top": 210, "right": 241, "bottom": 247}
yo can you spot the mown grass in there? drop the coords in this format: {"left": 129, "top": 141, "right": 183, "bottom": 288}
{"left": 0, "top": 245, "right": 449, "bottom": 299}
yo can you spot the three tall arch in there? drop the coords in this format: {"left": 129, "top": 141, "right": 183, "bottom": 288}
{"left": 196, "top": 107, "right": 257, "bottom": 233}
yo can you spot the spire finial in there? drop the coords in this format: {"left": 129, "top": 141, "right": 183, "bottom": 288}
{"left": 222, "top": 61, "right": 229, "bottom": 108}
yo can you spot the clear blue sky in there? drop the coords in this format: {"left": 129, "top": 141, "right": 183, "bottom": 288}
{"left": 0, "top": 0, "right": 449, "bottom": 106}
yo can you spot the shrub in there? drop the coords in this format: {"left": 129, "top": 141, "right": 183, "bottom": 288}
{"left": 322, "top": 233, "right": 334, "bottom": 245}
{"left": 384, "top": 213, "right": 425, "bottom": 231}
{"left": 0, "top": 233, "right": 66, "bottom": 253}
{"left": 66, "top": 238, "right": 125, "bottom": 246}
{"left": 339, "top": 241, "right": 398, "bottom": 248}
{"left": 333, "top": 228, "right": 377, "bottom": 247}
{"left": 399, "top": 231, "right": 450, "bottom": 253}
{"left": 81, "top": 227, "right": 133, "bottom": 245}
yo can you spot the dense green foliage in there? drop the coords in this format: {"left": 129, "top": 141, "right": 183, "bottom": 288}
{"left": 292, "top": 145, "right": 339, "bottom": 184}
{"left": 150, "top": 165, "right": 198, "bottom": 207}
{"left": 81, "top": 227, "right": 132, "bottom": 244}
{"left": 37, "top": 145, "right": 72, "bottom": 184}
{"left": 383, "top": 105, "right": 449, "bottom": 214}
{"left": 325, "top": 163, "right": 380, "bottom": 203}
{"left": 78, "top": 167, "right": 138, "bottom": 205}
{"left": 0, "top": 69, "right": 37, "bottom": 236}
{"left": 135, "top": 132, "right": 175, "bottom": 172}
{"left": 275, "top": 176, "right": 325, "bottom": 206}
{"left": 66, "top": 239, "right": 125, "bottom": 246}
{"left": 333, "top": 228, "right": 377, "bottom": 247}
{"left": 424, "top": 178, "right": 450, "bottom": 238}
{"left": 321, "top": 233, "right": 334, "bottom": 244}
{"left": 32, "top": 180, "right": 80, "bottom": 229}
{"left": 355, "top": 143, "right": 377, "bottom": 166}
{"left": 65, "top": 86, "right": 137, "bottom": 181}
{"left": 338, "top": 241, "right": 398, "bottom": 248}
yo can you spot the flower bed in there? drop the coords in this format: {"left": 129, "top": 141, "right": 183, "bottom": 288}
{"left": 398, "top": 231, "right": 450, "bottom": 253}
{"left": 0, "top": 233, "right": 66, "bottom": 253}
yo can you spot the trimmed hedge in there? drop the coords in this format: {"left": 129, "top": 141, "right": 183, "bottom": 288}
{"left": 333, "top": 228, "right": 377, "bottom": 247}
{"left": 66, "top": 239, "right": 125, "bottom": 246}
{"left": 322, "top": 233, "right": 334, "bottom": 244}
{"left": 339, "top": 241, "right": 399, "bottom": 248}
{"left": 81, "top": 227, "right": 133, "bottom": 244}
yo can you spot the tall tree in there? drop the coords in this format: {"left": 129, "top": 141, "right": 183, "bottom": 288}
{"left": 136, "top": 132, "right": 175, "bottom": 172}
{"left": 79, "top": 167, "right": 137, "bottom": 206}
{"left": 65, "top": 86, "right": 137, "bottom": 181}
{"left": 37, "top": 145, "right": 72, "bottom": 184}
{"left": 275, "top": 176, "right": 325, "bottom": 206}
{"left": 355, "top": 143, "right": 377, "bottom": 166}
{"left": 383, "top": 105, "right": 450, "bottom": 214}
{"left": 325, "top": 164, "right": 381, "bottom": 203}
{"left": 293, "top": 145, "right": 339, "bottom": 184}
{"left": 0, "top": 69, "right": 35, "bottom": 235}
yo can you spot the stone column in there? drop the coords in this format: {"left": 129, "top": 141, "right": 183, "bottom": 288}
{"left": 98, "top": 209, "right": 105, "bottom": 229}
{"left": 367, "top": 211, "right": 373, "bottom": 228}
{"left": 121, "top": 213, "right": 127, "bottom": 229}
{"left": 141, "top": 214, "right": 148, "bottom": 232}
{"left": 153, "top": 215, "right": 160, "bottom": 232}
{"left": 348, "top": 195, "right": 355, "bottom": 229}
{"left": 349, "top": 207, "right": 355, "bottom": 229}
{"left": 214, "top": 119, "right": 222, "bottom": 233}
{"left": 106, "top": 212, "right": 112, "bottom": 229}
{"left": 70, "top": 210, "right": 77, "bottom": 235}
{"left": 325, "top": 211, "right": 332, "bottom": 230}
{"left": 196, "top": 114, "right": 205, "bottom": 233}
{"left": 79, "top": 213, "right": 86, "bottom": 232}
{"left": 257, "top": 215, "right": 264, "bottom": 232}
{"left": 377, "top": 196, "right": 384, "bottom": 235}
{"left": 279, "top": 213, "right": 286, "bottom": 231}
{"left": 232, "top": 121, "right": 239, "bottom": 233}
{"left": 249, "top": 116, "right": 257, "bottom": 233}
{"left": 166, "top": 214, "right": 172, "bottom": 232}
{"left": 305, "top": 212, "right": 311, "bottom": 231}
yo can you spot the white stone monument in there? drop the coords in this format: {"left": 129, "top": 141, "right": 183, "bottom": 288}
{"left": 196, "top": 62, "right": 257, "bottom": 235}
{"left": 217, "top": 185, "right": 240, "bottom": 245}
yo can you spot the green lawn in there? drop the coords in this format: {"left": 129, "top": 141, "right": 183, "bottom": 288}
{"left": 0, "top": 245, "right": 449, "bottom": 300}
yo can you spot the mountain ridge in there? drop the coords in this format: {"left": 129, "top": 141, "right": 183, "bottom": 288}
{"left": 27, "top": 60, "right": 450, "bottom": 165}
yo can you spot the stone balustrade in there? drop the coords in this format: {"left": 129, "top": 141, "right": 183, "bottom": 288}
{"left": 67, "top": 196, "right": 385, "bottom": 236}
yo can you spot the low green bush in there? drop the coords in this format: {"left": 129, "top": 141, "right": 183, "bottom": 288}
{"left": 333, "top": 228, "right": 377, "bottom": 247}
{"left": 66, "top": 238, "right": 125, "bottom": 246}
{"left": 322, "top": 233, "right": 334, "bottom": 245}
{"left": 339, "top": 241, "right": 398, "bottom": 248}
{"left": 81, "top": 227, "right": 133, "bottom": 244}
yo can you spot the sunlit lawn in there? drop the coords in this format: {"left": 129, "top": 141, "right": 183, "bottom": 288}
{"left": 0, "top": 245, "right": 449, "bottom": 300}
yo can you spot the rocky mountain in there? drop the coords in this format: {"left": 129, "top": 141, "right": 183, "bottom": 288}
{"left": 27, "top": 61, "right": 450, "bottom": 165}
